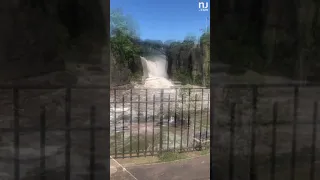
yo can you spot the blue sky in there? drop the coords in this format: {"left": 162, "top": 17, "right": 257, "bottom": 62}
{"left": 110, "top": 0, "right": 210, "bottom": 42}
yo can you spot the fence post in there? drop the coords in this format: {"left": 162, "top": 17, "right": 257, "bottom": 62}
{"left": 229, "top": 102, "right": 236, "bottom": 180}
{"left": 187, "top": 89, "right": 191, "bottom": 147}
{"left": 122, "top": 96, "right": 125, "bottom": 158}
{"left": 270, "top": 102, "right": 278, "bottom": 180}
{"left": 291, "top": 86, "right": 299, "bottom": 180}
{"left": 145, "top": 89, "right": 148, "bottom": 156}
{"left": 159, "top": 89, "right": 164, "bottom": 153}
{"left": 138, "top": 95, "right": 140, "bottom": 157}
{"left": 199, "top": 89, "right": 204, "bottom": 150}
{"left": 113, "top": 89, "right": 117, "bottom": 158}
{"left": 180, "top": 93, "right": 184, "bottom": 152}
{"left": 40, "top": 106, "right": 46, "bottom": 180}
{"left": 250, "top": 85, "right": 258, "bottom": 180}
{"left": 152, "top": 95, "right": 155, "bottom": 156}
{"left": 90, "top": 105, "right": 96, "bottom": 180}
{"left": 310, "top": 101, "right": 318, "bottom": 180}
{"left": 65, "top": 88, "right": 71, "bottom": 180}
{"left": 13, "top": 88, "right": 20, "bottom": 180}
{"left": 130, "top": 89, "right": 133, "bottom": 158}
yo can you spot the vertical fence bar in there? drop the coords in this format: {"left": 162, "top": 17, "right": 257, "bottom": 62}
{"left": 152, "top": 95, "right": 155, "bottom": 156}
{"left": 270, "top": 102, "right": 278, "bottom": 180}
{"left": 130, "top": 89, "right": 133, "bottom": 158}
{"left": 180, "top": 94, "right": 184, "bottom": 152}
{"left": 159, "top": 89, "right": 164, "bottom": 153}
{"left": 65, "top": 88, "right": 71, "bottom": 180}
{"left": 167, "top": 94, "right": 171, "bottom": 151}
{"left": 187, "top": 89, "right": 191, "bottom": 148}
{"left": 193, "top": 94, "right": 198, "bottom": 150}
{"left": 291, "top": 86, "right": 299, "bottom": 180}
{"left": 90, "top": 106, "right": 96, "bottom": 180}
{"left": 114, "top": 89, "right": 117, "bottom": 158}
{"left": 210, "top": 86, "right": 215, "bottom": 174}
{"left": 237, "top": 106, "right": 243, "bottom": 127}
{"left": 174, "top": 89, "right": 177, "bottom": 151}
{"left": 145, "top": 89, "right": 148, "bottom": 156}
{"left": 13, "top": 88, "right": 20, "bottom": 180}
{"left": 310, "top": 101, "right": 318, "bottom": 180}
{"left": 249, "top": 85, "right": 258, "bottom": 180}
{"left": 137, "top": 95, "right": 140, "bottom": 157}
{"left": 205, "top": 94, "right": 210, "bottom": 142}
{"left": 122, "top": 96, "right": 125, "bottom": 158}
{"left": 229, "top": 103, "right": 236, "bottom": 180}
{"left": 40, "top": 106, "right": 46, "bottom": 180}
{"left": 199, "top": 89, "right": 204, "bottom": 148}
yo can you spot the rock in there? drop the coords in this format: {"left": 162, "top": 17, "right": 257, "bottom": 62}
{"left": 0, "top": 59, "right": 65, "bottom": 82}
{"left": 154, "top": 117, "right": 189, "bottom": 127}
{"left": 194, "top": 131, "right": 210, "bottom": 141}
{"left": 169, "top": 117, "right": 189, "bottom": 127}
{"left": 50, "top": 72, "right": 78, "bottom": 86}
{"left": 110, "top": 53, "right": 131, "bottom": 87}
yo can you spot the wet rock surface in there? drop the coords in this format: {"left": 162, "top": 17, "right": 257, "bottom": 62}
{"left": 110, "top": 88, "right": 210, "bottom": 128}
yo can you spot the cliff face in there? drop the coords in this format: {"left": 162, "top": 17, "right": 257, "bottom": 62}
{"left": 0, "top": 0, "right": 108, "bottom": 82}
{"left": 212, "top": 0, "right": 320, "bottom": 80}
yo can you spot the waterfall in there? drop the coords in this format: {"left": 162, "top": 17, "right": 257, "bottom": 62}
{"left": 139, "top": 56, "right": 174, "bottom": 89}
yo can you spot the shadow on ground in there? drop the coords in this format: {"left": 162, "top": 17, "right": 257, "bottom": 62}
{"left": 111, "top": 155, "right": 210, "bottom": 180}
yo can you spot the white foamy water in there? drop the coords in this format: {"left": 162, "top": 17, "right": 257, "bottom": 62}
{"left": 142, "top": 77, "right": 174, "bottom": 89}
{"left": 139, "top": 56, "right": 174, "bottom": 89}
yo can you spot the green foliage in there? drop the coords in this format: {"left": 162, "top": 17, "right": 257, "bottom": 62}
{"left": 173, "top": 69, "right": 192, "bottom": 85}
{"left": 110, "top": 9, "right": 142, "bottom": 70}
{"left": 111, "top": 30, "right": 141, "bottom": 65}
{"left": 200, "top": 32, "right": 210, "bottom": 87}
{"left": 183, "top": 35, "right": 197, "bottom": 47}
{"left": 110, "top": 9, "right": 139, "bottom": 38}
{"left": 165, "top": 31, "right": 210, "bottom": 86}
{"left": 200, "top": 32, "right": 210, "bottom": 46}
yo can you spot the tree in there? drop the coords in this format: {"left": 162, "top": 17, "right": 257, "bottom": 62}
{"left": 110, "top": 9, "right": 141, "bottom": 72}
{"left": 200, "top": 32, "right": 210, "bottom": 86}
{"left": 110, "top": 9, "right": 139, "bottom": 38}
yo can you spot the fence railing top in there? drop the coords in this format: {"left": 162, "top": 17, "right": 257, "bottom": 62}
{"left": 0, "top": 83, "right": 320, "bottom": 89}
{"left": 0, "top": 84, "right": 110, "bottom": 89}
{"left": 212, "top": 83, "right": 320, "bottom": 88}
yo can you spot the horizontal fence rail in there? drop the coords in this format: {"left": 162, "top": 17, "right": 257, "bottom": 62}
{"left": 1, "top": 82, "right": 320, "bottom": 89}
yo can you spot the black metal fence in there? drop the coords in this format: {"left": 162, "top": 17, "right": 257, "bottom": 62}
{"left": 211, "top": 84, "right": 320, "bottom": 180}
{"left": 0, "top": 85, "right": 109, "bottom": 180}
{"left": 110, "top": 88, "right": 210, "bottom": 158}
